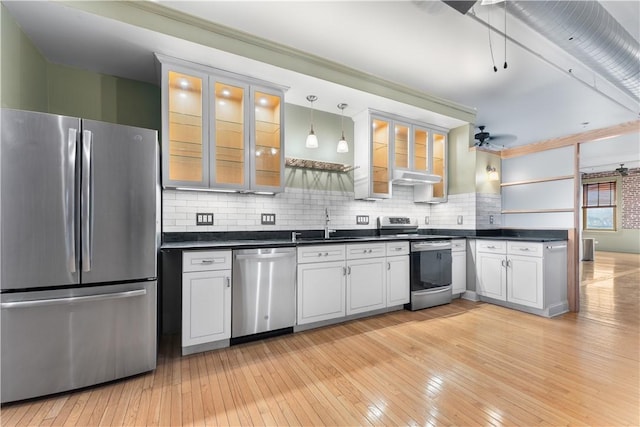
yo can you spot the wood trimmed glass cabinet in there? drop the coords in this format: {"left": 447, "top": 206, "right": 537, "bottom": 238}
{"left": 354, "top": 109, "right": 448, "bottom": 202}
{"left": 159, "top": 55, "right": 285, "bottom": 193}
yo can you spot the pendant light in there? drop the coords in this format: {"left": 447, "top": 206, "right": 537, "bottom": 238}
{"left": 336, "top": 103, "right": 349, "bottom": 153}
{"left": 305, "top": 95, "right": 318, "bottom": 148}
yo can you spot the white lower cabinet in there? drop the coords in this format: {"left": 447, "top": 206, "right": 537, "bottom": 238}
{"left": 297, "top": 260, "right": 346, "bottom": 325}
{"left": 477, "top": 251, "right": 507, "bottom": 301}
{"left": 347, "top": 257, "right": 386, "bottom": 315}
{"left": 475, "top": 239, "right": 567, "bottom": 316}
{"left": 386, "top": 242, "right": 410, "bottom": 306}
{"left": 296, "top": 245, "right": 347, "bottom": 325}
{"left": 507, "top": 244, "right": 545, "bottom": 309}
{"left": 297, "top": 241, "right": 410, "bottom": 327}
{"left": 451, "top": 239, "right": 467, "bottom": 295}
{"left": 182, "top": 251, "right": 232, "bottom": 352}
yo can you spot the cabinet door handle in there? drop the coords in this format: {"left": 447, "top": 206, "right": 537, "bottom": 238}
{"left": 200, "top": 259, "right": 214, "bottom": 264}
{"left": 501, "top": 259, "right": 506, "bottom": 267}
{"left": 348, "top": 266, "right": 351, "bottom": 275}
{"left": 507, "top": 260, "right": 512, "bottom": 268}
{"left": 519, "top": 247, "right": 530, "bottom": 251}
{"left": 487, "top": 245, "right": 496, "bottom": 249}
{"left": 324, "top": 252, "right": 329, "bottom": 256}
{"left": 226, "top": 277, "right": 231, "bottom": 287}
{"left": 387, "top": 262, "right": 391, "bottom": 271}
{"left": 342, "top": 267, "right": 347, "bottom": 276}
{"left": 317, "top": 253, "right": 322, "bottom": 257}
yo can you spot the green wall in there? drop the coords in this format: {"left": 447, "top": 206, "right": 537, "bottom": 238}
{"left": 448, "top": 124, "right": 475, "bottom": 195}
{"left": 475, "top": 149, "right": 501, "bottom": 194}
{"left": 1, "top": 5, "right": 160, "bottom": 130}
{"left": 1, "top": 4, "right": 48, "bottom": 111}
{"left": 46, "top": 63, "right": 160, "bottom": 131}
{"left": 447, "top": 124, "right": 500, "bottom": 196}
{"left": 284, "top": 103, "right": 355, "bottom": 192}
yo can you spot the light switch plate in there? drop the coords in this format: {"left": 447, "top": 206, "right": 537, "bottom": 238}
{"left": 457, "top": 215, "right": 463, "bottom": 225}
{"left": 356, "top": 215, "right": 369, "bottom": 225}
{"left": 261, "top": 213, "right": 276, "bottom": 225}
{"left": 196, "top": 213, "right": 214, "bottom": 226}
{"left": 489, "top": 215, "right": 494, "bottom": 224}
{"left": 424, "top": 216, "right": 430, "bottom": 225}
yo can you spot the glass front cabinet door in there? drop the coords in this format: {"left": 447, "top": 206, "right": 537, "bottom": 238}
{"left": 159, "top": 56, "right": 285, "bottom": 193}
{"left": 163, "top": 67, "right": 209, "bottom": 188}
{"left": 251, "top": 87, "right": 284, "bottom": 192}
{"left": 212, "top": 80, "right": 249, "bottom": 189}
{"left": 354, "top": 111, "right": 391, "bottom": 199}
{"left": 431, "top": 132, "right": 447, "bottom": 201}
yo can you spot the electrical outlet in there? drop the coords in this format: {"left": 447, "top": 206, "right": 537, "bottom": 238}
{"left": 356, "top": 215, "right": 369, "bottom": 225}
{"left": 489, "top": 215, "right": 494, "bottom": 224}
{"left": 424, "top": 216, "right": 430, "bottom": 225}
{"left": 457, "top": 215, "right": 463, "bottom": 225}
{"left": 261, "top": 213, "right": 276, "bottom": 225}
{"left": 196, "top": 213, "right": 214, "bottom": 226}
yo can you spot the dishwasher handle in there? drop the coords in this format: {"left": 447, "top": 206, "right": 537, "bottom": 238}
{"left": 235, "top": 252, "right": 295, "bottom": 261}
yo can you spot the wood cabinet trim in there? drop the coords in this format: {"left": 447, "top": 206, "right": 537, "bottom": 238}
{"left": 500, "top": 175, "right": 574, "bottom": 187}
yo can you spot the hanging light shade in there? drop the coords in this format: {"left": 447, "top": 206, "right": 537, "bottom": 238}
{"left": 305, "top": 95, "right": 318, "bottom": 148}
{"left": 336, "top": 103, "right": 349, "bottom": 153}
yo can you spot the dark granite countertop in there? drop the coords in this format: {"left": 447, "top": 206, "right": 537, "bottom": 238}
{"left": 161, "top": 229, "right": 567, "bottom": 250}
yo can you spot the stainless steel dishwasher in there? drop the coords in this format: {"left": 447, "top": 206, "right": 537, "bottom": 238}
{"left": 232, "top": 247, "right": 296, "bottom": 339}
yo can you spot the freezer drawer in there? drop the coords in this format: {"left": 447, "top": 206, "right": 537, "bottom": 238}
{"left": 1, "top": 281, "right": 157, "bottom": 403}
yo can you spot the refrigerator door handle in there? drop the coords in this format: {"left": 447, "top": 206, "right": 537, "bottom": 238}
{"left": 0, "top": 289, "right": 147, "bottom": 309}
{"left": 66, "top": 128, "right": 77, "bottom": 273}
{"left": 81, "top": 130, "right": 93, "bottom": 272}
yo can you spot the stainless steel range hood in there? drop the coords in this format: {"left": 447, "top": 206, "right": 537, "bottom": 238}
{"left": 391, "top": 170, "right": 442, "bottom": 186}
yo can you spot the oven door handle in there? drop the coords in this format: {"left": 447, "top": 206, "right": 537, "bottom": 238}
{"left": 412, "top": 287, "right": 451, "bottom": 296}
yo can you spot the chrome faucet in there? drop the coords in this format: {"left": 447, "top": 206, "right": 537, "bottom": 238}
{"left": 324, "top": 207, "right": 336, "bottom": 239}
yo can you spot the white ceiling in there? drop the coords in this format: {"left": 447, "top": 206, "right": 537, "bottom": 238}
{"left": 3, "top": 0, "right": 639, "bottom": 173}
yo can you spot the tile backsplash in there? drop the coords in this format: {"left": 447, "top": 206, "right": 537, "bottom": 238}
{"left": 162, "top": 187, "right": 501, "bottom": 233}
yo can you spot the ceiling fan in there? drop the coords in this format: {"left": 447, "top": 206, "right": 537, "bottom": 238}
{"left": 474, "top": 125, "right": 515, "bottom": 149}
{"left": 615, "top": 163, "right": 629, "bottom": 176}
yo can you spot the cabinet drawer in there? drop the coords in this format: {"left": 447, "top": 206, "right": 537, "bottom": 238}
{"left": 347, "top": 243, "right": 386, "bottom": 260}
{"left": 183, "top": 250, "right": 232, "bottom": 272}
{"left": 297, "top": 245, "right": 346, "bottom": 264}
{"left": 451, "top": 239, "right": 466, "bottom": 252}
{"left": 507, "top": 241, "right": 543, "bottom": 257}
{"left": 386, "top": 241, "right": 409, "bottom": 256}
{"left": 476, "top": 240, "right": 506, "bottom": 254}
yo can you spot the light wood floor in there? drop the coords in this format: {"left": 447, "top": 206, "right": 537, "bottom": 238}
{"left": 2, "top": 251, "right": 638, "bottom": 426}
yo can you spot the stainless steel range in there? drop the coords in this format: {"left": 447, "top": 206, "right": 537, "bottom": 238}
{"left": 377, "top": 216, "right": 421, "bottom": 237}
{"left": 378, "top": 216, "right": 453, "bottom": 310}
{"left": 409, "top": 241, "right": 452, "bottom": 310}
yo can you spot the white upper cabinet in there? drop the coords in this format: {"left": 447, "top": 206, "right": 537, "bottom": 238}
{"left": 354, "top": 112, "right": 392, "bottom": 199}
{"left": 354, "top": 109, "right": 448, "bottom": 202}
{"left": 158, "top": 55, "right": 285, "bottom": 193}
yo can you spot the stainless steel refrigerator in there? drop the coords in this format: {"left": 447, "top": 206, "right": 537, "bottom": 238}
{"left": 0, "top": 108, "right": 159, "bottom": 403}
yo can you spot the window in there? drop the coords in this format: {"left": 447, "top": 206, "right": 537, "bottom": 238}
{"left": 583, "top": 181, "right": 616, "bottom": 230}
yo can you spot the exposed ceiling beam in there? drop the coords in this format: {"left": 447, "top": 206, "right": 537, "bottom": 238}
{"left": 500, "top": 120, "right": 640, "bottom": 159}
